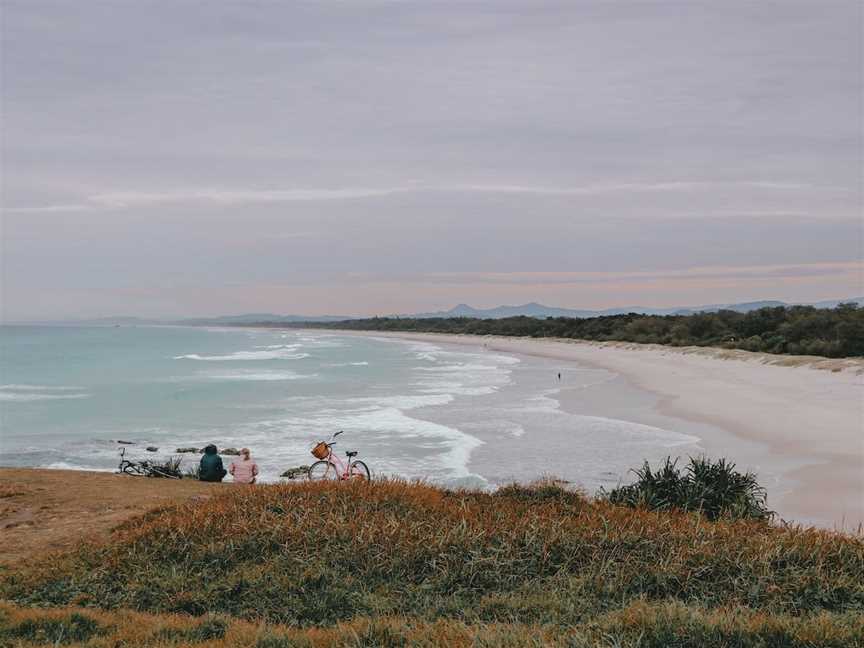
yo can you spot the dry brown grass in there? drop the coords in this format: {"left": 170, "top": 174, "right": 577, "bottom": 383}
{"left": 0, "top": 485, "right": 30, "bottom": 499}
{"left": 2, "top": 479, "right": 863, "bottom": 646}
{"left": 2, "top": 599, "right": 863, "bottom": 647}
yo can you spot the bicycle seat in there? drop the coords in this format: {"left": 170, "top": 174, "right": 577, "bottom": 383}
{"left": 345, "top": 450, "right": 358, "bottom": 458}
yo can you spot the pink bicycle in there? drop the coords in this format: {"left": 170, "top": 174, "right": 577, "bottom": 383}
{"left": 307, "top": 431, "right": 371, "bottom": 481}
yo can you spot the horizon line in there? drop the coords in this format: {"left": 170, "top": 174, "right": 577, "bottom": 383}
{"left": 4, "top": 294, "right": 862, "bottom": 325}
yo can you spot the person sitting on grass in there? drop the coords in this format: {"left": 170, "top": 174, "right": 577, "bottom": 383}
{"left": 199, "top": 444, "right": 227, "bottom": 482}
{"left": 229, "top": 447, "right": 259, "bottom": 484}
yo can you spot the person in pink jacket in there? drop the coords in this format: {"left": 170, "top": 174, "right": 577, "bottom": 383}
{"left": 229, "top": 448, "right": 259, "bottom": 484}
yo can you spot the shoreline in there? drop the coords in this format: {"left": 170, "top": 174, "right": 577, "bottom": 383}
{"left": 324, "top": 330, "right": 864, "bottom": 530}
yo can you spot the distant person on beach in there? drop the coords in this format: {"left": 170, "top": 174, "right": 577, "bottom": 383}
{"left": 199, "top": 444, "right": 227, "bottom": 482}
{"left": 229, "top": 448, "right": 259, "bottom": 484}
{"left": 558, "top": 372, "right": 561, "bottom": 381}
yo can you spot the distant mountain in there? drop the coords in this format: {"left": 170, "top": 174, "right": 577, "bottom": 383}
{"left": 665, "top": 301, "right": 789, "bottom": 316}
{"left": 12, "top": 316, "right": 163, "bottom": 326}
{"left": 10, "top": 298, "right": 861, "bottom": 327}
{"left": 809, "top": 297, "right": 864, "bottom": 309}
{"left": 406, "top": 298, "right": 863, "bottom": 320}
{"left": 410, "top": 302, "right": 598, "bottom": 319}
{"left": 10, "top": 313, "right": 350, "bottom": 326}
{"left": 176, "top": 313, "right": 350, "bottom": 325}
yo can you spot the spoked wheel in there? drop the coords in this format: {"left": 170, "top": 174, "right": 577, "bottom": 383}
{"left": 121, "top": 463, "right": 143, "bottom": 476}
{"left": 349, "top": 460, "right": 371, "bottom": 481}
{"left": 308, "top": 460, "right": 339, "bottom": 481}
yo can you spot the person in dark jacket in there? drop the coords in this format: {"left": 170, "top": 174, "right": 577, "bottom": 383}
{"left": 199, "top": 444, "right": 227, "bottom": 482}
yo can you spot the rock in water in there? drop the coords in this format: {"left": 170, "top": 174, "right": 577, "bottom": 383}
{"left": 116, "top": 440, "right": 135, "bottom": 445}
{"left": 146, "top": 446, "right": 159, "bottom": 452}
{"left": 176, "top": 447, "right": 199, "bottom": 453}
{"left": 280, "top": 465, "right": 310, "bottom": 479}
{"left": 221, "top": 448, "right": 241, "bottom": 456}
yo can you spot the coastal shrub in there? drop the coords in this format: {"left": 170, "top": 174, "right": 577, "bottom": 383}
{"left": 276, "top": 303, "right": 864, "bottom": 358}
{"left": 491, "top": 479, "right": 586, "bottom": 506}
{"left": 602, "top": 456, "right": 772, "bottom": 522}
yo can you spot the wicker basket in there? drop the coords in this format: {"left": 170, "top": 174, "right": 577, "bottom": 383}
{"left": 311, "top": 442, "right": 329, "bottom": 460}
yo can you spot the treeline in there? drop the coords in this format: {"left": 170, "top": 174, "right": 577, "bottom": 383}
{"left": 268, "top": 303, "right": 864, "bottom": 358}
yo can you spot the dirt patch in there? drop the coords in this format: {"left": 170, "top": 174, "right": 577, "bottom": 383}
{"left": 0, "top": 468, "right": 224, "bottom": 566}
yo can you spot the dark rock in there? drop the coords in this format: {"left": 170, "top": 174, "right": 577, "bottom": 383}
{"left": 176, "top": 447, "right": 200, "bottom": 453}
{"left": 146, "top": 446, "right": 159, "bottom": 452}
{"left": 116, "top": 440, "right": 135, "bottom": 445}
{"left": 280, "top": 465, "right": 310, "bottom": 479}
{"left": 220, "top": 447, "right": 241, "bottom": 456}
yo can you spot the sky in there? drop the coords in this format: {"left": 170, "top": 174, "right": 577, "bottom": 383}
{"left": 1, "top": 1, "right": 861, "bottom": 320}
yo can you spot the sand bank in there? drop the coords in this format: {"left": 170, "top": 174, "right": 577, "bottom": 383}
{"left": 337, "top": 331, "right": 863, "bottom": 530}
{"left": 0, "top": 468, "right": 221, "bottom": 565}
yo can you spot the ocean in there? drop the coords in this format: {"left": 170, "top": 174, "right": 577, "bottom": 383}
{"left": 0, "top": 325, "right": 700, "bottom": 489}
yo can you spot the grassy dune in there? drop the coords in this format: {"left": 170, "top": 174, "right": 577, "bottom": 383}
{"left": 2, "top": 480, "right": 863, "bottom": 647}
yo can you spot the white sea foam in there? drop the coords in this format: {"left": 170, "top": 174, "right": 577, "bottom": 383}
{"left": 345, "top": 393, "right": 455, "bottom": 409}
{"left": 44, "top": 461, "right": 113, "bottom": 472}
{"left": 253, "top": 344, "right": 303, "bottom": 350}
{"left": 483, "top": 354, "right": 522, "bottom": 366}
{"left": 323, "top": 361, "right": 370, "bottom": 367}
{"left": 297, "top": 336, "right": 347, "bottom": 348}
{"left": 591, "top": 416, "right": 700, "bottom": 448}
{"left": 0, "top": 384, "right": 90, "bottom": 402}
{"left": 0, "top": 384, "right": 81, "bottom": 391}
{"left": 0, "top": 392, "right": 91, "bottom": 402}
{"left": 281, "top": 405, "right": 484, "bottom": 479}
{"left": 173, "top": 350, "right": 310, "bottom": 361}
{"left": 416, "top": 382, "right": 500, "bottom": 396}
{"left": 517, "top": 390, "right": 563, "bottom": 413}
{"left": 414, "top": 358, "right": 514, "bottom": 396}
{"left": 415, "top": 362, "right": 508, "bottom": 374}
{"left": 203, "top": 370, "right": 317, "bottom": 381}
{"left": 399, "top": 340, "right": 443, "bottom": 362}
{"left": 508, "top": 423, "right": 526, "bottom": 437}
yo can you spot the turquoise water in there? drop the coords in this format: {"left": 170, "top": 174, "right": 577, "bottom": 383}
{"left": 0, "top": 325, "right": 699, "bottom": 486}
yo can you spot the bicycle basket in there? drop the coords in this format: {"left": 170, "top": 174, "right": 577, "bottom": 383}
{"left": 311, "top": 442, "right": 329, "bottom": 460}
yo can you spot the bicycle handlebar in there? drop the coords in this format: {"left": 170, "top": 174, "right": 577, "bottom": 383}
{"left": 319, "top": 430, "right": 345, "bottom": 448}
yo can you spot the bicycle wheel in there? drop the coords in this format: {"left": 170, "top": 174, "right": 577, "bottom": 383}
{"left": 308, "top": 460, "right": 338, "bottom": 481}
{"left": 121, "top": 462, "right": 143, "bottom": 476}
{"left": 349, "top": 460, "right": 370, "bottom": 481}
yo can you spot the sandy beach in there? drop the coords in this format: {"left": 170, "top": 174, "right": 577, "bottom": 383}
{"left": 337, "top": 331, "right": 864, "bottom": 530}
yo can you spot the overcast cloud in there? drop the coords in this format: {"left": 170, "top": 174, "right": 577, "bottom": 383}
{"left": 1, "top": 1, "right": 861, "bottom": 319}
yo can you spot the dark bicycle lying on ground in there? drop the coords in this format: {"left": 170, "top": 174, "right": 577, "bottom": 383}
{"left": 117, "top": 447, "right": 183, "bottom": 479}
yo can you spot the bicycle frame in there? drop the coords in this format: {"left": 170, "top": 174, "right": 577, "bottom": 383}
{"left": 314, "top": 431, "right": 365, "bottom": 481}
{"left": 118, "top": 447, "right": 138, "bottom": 473}
{"left": 320, "top": 447, "right": 353, "bottom": 480}
{"left": 117, "top": 447, "right": 181, "bottom": 479}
